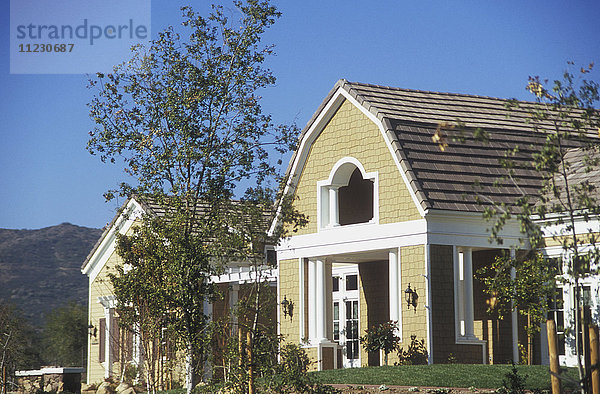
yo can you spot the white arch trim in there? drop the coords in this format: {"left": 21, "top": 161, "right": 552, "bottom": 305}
{"left": 326, "top": 156, "right": 373, "bottom": 186}
{"left": 317, "top": 156, "right": 379, "bottom": 231}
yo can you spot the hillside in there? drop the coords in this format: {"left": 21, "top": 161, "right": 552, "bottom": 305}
{"left": 0, "top": 223, "right": 102, "bottom": 326}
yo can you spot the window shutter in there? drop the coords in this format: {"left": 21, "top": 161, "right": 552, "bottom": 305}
{"left": 125, "top": 327, "right": 134, "bottom": 362}
{"left": 111, "top": 316, "right": 120, "bottom": 361}
{"left": 98, "top": 318, "right": 105, "bottom": 363}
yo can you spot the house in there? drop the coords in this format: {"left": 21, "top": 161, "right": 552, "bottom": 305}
{"left": 271, "top": 79, "right": 598, "bottom": 370}
{"left": 81, "top": 196, "right": 276, "bottom": 386}
{"left": 83, "top": 79, "right": 598, "bottom": 382}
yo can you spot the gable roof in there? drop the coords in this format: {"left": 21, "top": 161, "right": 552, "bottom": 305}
{"left": 282, "top": 80, "right": 595, "bottom": 218}
{"left": 82, "top": 195, "right": 273, "bottom": 275}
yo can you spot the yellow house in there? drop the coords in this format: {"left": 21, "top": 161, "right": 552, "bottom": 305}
{"left": 81, "top": 196, "right": 277, "bottom": 385}
{"left": 272, "top": 79, "right": 596, "bottom": 370}
{"left": 82, "top": 80, "right": 598, "bottom": 381}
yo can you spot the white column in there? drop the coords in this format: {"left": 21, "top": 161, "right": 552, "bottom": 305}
{"left": 463, "top": 247, "right": 475, "bottom": 339}
{"left": 299, "top": 258, "right": 305, "bottom": 342}
{"left": 308, "top": 259, "right": 317, "bottom": 342}
{"left": 203, "top": 300, "right": 213, "bottom": 381}
{"left": 230, "top": 284, "right": 239, "bottom": 330}
{"left": 510, "top": 249, "right": 519, "bottom": 363}
{"left": 104, "top": 307, "right": 114, "bottom": 379}
{"left": 328, "top": 187, "right": 339, "bottom": 227}
{"left": 389, "top": 249, "right": 399, "bottom": 324}
{"left": 316, "top": 258, "right": 327, "bottom": 342}
{"left": 454, "top": 247, "right": 464, "bottom": 336}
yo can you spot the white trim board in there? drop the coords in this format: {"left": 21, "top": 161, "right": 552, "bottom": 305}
{"left": 81, "top": 198, "right": 144, "bottom": 283}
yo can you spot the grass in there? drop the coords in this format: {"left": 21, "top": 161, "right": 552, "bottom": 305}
{"left": 156, "top": 364, "right": 579, "bottom": 393}
{"left": 311, "top": 364, "right": 579, "bottom": 391}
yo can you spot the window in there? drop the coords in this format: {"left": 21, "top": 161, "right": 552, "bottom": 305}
{"left": 333, "top": 302, "right": 340, "bottom": 341}
{"left": 345, "top": 300, "right": 359, "bottom": 360}
{"left": 346, "top": 274, "right": 358, "bottom": 291}
{"left": 318, "top": 157, "right": 378, "bottom": 230}
{"left": 338, "top": 168, "right": 374, "bottom": 225}
{"left": 548, "top": 287, "right": 565, "bottom": 356}
{"left": 332, "top": 277, "right": 340, "bottom": 292}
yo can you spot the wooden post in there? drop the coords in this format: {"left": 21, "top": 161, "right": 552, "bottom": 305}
{"left": 547, "top": 319, "right": 561, "bottom": 394}
{"left": 247, "top": 331, "right": 254, "bottom": 394}
{"left": 590, "top": 324, "right": 600, "bottom": 394}
{"left": 584, "top": 307, "right": 592, "bottom": 392}
{"left": 528, "top": 312, "right": 533, "bottom": 365}
{"left": 238, "top": 328, "right": 243, "bottom": 369}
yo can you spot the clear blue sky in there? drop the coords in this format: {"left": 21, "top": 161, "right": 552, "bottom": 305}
{"left": 1, "top": 0, "right": 599, "bottom": 230}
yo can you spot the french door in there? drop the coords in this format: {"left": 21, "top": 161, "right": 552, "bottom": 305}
{"left": 332, "top": 268, "right": 360, "bottom": 367}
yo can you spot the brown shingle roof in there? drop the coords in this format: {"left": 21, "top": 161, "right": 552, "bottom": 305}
{"left": 547, "top": 148, "right": 600, "bottom": 209}
{"left": 82, "top": 196, "right": 272, "bottom": 270}
{"left": 341, "top": 80, "right": 597, "bottom": 136}
{"left": 289, "top": 80, "right": 597, "bottom": 215}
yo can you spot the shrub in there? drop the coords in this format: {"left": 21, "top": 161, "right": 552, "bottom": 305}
{"left": 360, "top": 321, "right": 400, "bottom": 366}
{"left": 397, "top": 335, "right": 428, "bottom": 365}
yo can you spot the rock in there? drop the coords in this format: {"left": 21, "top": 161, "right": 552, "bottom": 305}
{"left": 116, "top": 382, "right": 131, "bottom": 393}
{"left": 119, "top": 388, "right": 136, "bottom": 394}
{"left": 96, "top": 381, "right": 115, "bottom": 394}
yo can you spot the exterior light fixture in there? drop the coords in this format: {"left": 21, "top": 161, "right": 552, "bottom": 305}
{"left": 281, "top": 295, "right": 294, "bottom": 321}
{"left": 404, "top": 283, "right": 418, "bottom": 311}
{"left": 88, "top": 323, "right": 97, "bottom": 338}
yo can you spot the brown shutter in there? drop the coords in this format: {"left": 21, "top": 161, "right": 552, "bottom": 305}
{"left": 111, "top": 316, "right": 120, "bottom": 361}
{"left": 99, "top": 318, "right": 105, "bottom": 363}
{"left": 125, "top": 328, "right": 134, "bottom": 362}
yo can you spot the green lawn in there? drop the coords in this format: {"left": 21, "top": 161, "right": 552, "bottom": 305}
{"left": 157, "top": 364, "right": 579, "bottom": 393}
{"left": 311, "top": 364, "right": 579, "bottom": 391}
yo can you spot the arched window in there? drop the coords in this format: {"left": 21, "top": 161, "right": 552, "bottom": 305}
{"left": 318, "top": 157, "right": 378, "bottom": 229}
{"left": 338, "top": 168, "right": 373, "bottom": 225}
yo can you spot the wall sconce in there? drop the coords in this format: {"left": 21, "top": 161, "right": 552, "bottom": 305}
{"left": 88, "top": 323, "right": 97, "bottom": 338}
{"left": 404, "top": 283, "right": 418, "bottom": 312}
{"left": 281, "top": 295, "right": 294, "bottom": 321}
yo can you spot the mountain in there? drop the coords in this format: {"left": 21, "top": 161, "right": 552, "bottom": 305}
{"left": 0, "top": 223, "right": 102, "bottom": 326}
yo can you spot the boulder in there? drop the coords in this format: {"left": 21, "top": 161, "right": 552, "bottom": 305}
{"left": 116, "top": 382, "right": 131, "bottom": 393}
{"left": 96, "top": 381, "right": 115, "bottom": 394}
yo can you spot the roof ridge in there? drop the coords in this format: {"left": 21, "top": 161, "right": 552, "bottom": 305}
{"left": 343, "top": 80, "right": 543, "bottom": 106}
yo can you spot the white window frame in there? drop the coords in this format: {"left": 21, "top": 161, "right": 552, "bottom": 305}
{"left": 317, "top": 157, "right": 378, "bottom": 231}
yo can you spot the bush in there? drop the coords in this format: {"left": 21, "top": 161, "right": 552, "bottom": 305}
{"left": 397, "top": 335, "right": 428, "bottom": 365}
{"left": 360, "top": 321, "right": 400, "bottom": 366}
{"left": 265, "top": 344, "right": 339, "bottom": 394}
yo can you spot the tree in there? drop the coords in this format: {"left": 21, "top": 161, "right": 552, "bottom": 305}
{"left": 0, "top": 302, "right": 42, "bottom": 392}
{"left": 472, "top": 63, "right": 599, "bottom": 388}
{"left": 360, "top": 321, "right": 400, "bottom": 366}
{"left": 87, "top": 1, "right": 301, "bottom": 392}
{"left": 41, "top": 301, "right": 88, "bottom": 367}
{"left": 477, "top": 253, "right": 557, "bottom": 364}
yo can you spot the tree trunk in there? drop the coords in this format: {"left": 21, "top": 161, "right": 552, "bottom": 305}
{"left": 547, "top": 319, "right": 561, "bottom": 394}
{"left": 527, "top": 312, "right": 533, "bottom": 365}
{"left": 590, "top": 324, "right": 599, "bottom": 394}
{"left": 247, "top": 330, "right": 254, "bottom": 394}
{"left": 186, "top": 339, "right": 194, "bottom": 394}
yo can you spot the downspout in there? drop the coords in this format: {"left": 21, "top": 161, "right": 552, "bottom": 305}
{"left": 425, "top": 242, "right": 433, "bottom": 365}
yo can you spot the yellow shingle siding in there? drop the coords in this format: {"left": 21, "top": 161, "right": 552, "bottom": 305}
{"left": 278, "top": 258, "right": 301, "bottom": 342}
{"left": 87, "top": 251, "right": 122, "bottom": 384}
{"left": 400, "top": 245, "right": 427, "bottom": 343}
{"left": 291, "top": 99, "right": 421, "bottom": 236}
